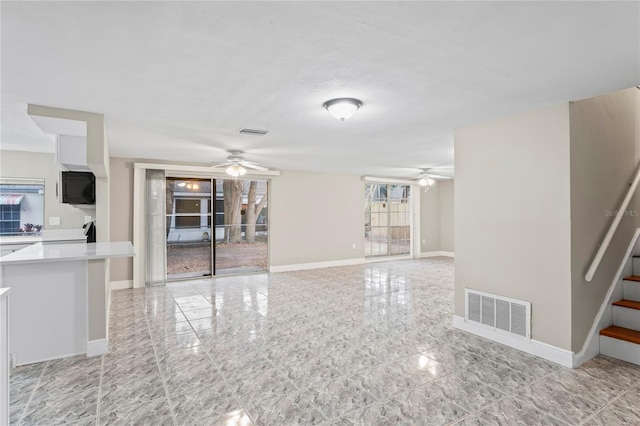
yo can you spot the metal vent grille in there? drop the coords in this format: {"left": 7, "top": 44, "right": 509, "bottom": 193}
{"left": 465, "top": 289, "right": 531, "bottom": 338}
{"left": 237, "top": 128, "right": 268, "bottom": 136}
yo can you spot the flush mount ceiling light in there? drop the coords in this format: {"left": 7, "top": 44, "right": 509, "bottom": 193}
{"left": 323, "top": 98, "right": 362, "bottom": 121}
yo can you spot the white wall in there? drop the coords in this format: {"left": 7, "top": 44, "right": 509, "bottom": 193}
{"left": 419, "top": 183, "right": 441, "bottom": 252}
{"left": 419, "top": 180, "right": 454, "bottom": 255}
{"left": 0, "top": 150, "right": 93, "bottom": 230}
{"left": 569, "top": 88, "right": 640, "bottom": 351}
{"left": 269, "top": 170, "right": 365, "bottom": 267}
{"left": 454, "top": 103, "right": 573, "bottom": 350}
{"left": 440, "top": 179, "right": 454, "bottom": 253}
{"left": 109, "top": 157, "right": 134, "bottom": 283}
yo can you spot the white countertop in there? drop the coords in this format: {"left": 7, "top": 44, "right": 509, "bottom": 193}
{"left": 0, "top": 241, "right": 134, "bottom": 265}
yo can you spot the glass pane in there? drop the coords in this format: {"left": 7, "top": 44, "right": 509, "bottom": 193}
{"left": 0, "top": 180, "right": 45, "bottom": 237}
{"left": 215, "top": 179, "right": 269, "bottom": 275}
{"left": 166, "top": 178, "right": 213, "bottom": 279}
{"left": 365, "top": 183, "right": 411, "bottom": 257}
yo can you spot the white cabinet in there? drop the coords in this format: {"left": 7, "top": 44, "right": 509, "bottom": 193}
{"left": 56, "top": 135, "right": 89, "bottom": 171}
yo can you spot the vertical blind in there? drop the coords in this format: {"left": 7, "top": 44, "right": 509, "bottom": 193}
{"left": 145, "top": 169, "right": 166, "bottom": 286}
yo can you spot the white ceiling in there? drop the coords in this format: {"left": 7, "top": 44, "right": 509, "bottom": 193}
{"left": 1, "top": 1, "right": 638, "bottom": 179}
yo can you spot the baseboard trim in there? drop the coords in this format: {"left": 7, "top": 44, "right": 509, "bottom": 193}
{"left": 419, "top": 251, "right": 455, "bottom": 258}
{"left": 362, "top": 255, "right": 411, "bottom": 264}
{"left": 452, "top": 315, "right": 574, "bottom": 367}
{"left": 110, "top": 280, "right": 133, "bottom": 290}
{"left": 269, "top": 258, "right": 366, "bottom": 273}
{"left": 269, "top": 253, "right": 450, "bottom": 273}
{"left": 86, "top": 338, "right": 109, "bottom": 357}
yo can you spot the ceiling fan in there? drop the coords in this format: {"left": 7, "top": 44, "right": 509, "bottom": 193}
{"left": 211, "top": 150, "right": 268, "bottom": 177}
{"left": 414, "top": 168, "right": 452, "bottom": 187}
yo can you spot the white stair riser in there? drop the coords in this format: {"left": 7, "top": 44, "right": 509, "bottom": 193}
{"left": 600, "top": 336, "right": 640, "bottom": 366}
{"left": 623, "top": 280, "right": 640, "bottom": 302}
{"left": 633, "top": 257, "right": 640, "bottom": 276}
{"left": 613, "top": 306, "right": 640, "bottom": 330}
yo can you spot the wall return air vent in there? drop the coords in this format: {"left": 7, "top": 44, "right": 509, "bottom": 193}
{"left": 465, "top": 289, "right": 531, "bottom": 339}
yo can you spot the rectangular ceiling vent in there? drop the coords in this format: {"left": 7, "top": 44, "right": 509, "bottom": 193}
{"left": 465, "top": 288, "right": 531, "bottom": 339}
{"left": 237, "top": 128, "right": 268, "bottom": 136}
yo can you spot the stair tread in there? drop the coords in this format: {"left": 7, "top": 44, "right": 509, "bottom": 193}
{"left": 624, "top": 275, "right": 640, "bottom": 282}
{"left": 601, "top": 326, "right": 640, "bottom": 344}
{"left": 613, "top": 299, "right": 640, "bottom": 310}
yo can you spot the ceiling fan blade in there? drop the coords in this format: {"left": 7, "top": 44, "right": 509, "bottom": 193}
{"left": 242, "top": 162, "right": 268, "bottom": 172}
{"left": 429, "top": 174, "right": 451, "bottom": 179}
{"left": 210, "top": 162, "right": 232, "bottom": 169}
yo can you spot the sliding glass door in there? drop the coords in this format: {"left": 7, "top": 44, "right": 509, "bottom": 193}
{"left": 364, "top": 183, "right": 411, "bottom": 257}
{"left": 165, "top": 178, "right": 214, "bottom": 280}
{"left": 164, "top": 177, "right": 269, "bottom": 280}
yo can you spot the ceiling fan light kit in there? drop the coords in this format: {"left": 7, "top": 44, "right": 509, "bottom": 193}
{"left": 323, "top": 98, "right": 362, "bottom": 121}
{"left": 210, "top": 150, "right": 269, "bottom": 177}
{"left": 225, "top": 164, "right": 247, "bottom": 177}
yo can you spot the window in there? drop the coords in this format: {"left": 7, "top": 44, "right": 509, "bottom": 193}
{"left": 0, "top": 205, "right": 21, "bottom": 235}
{"left": 0, "top": 179, "right": 45, "bottom": 237}
{"left": 174, "top": 198, "right": 202, "bottom": 228}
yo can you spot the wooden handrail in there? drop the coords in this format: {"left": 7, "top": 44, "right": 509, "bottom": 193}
{"left": 585, "top": 164, "right": 640, "bottom": 282}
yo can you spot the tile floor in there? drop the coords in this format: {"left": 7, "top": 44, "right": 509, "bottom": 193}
{"left": 9, "top": 257, "right": 640, "bottom": 425}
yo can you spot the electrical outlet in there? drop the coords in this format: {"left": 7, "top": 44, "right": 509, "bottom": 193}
{"left": 352, "top": 243, "right": 356, "bottom": 250}
{"left": 84, "top": 216, "right": 92, "bottom": 223}
{"left": 49, "top": 216, "right": 61, "bottom": 226}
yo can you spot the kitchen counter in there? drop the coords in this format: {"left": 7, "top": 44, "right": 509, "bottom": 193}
{"left": 0, "top": 241, "right": 135, "bottom": 365}
{"left": 0, "top": 241, "right": 134, "bottom": 264}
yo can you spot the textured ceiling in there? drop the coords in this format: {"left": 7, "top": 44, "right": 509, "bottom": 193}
{"left": 1, "top": 1, "right": 639, "bottom": 179}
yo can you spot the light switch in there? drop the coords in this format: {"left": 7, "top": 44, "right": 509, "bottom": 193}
{"left": 49, "top": 216, "right": 61, "bottom": 226}
{"left": 84, "top": 216, "right": 92, "bottom": 223}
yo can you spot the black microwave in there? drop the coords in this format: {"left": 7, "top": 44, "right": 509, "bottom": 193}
{"left": 60, "top": 171, "right": 95, "bottom": 205}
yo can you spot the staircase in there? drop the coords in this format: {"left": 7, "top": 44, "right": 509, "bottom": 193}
{"left": 600, "top": 262, "right": 640, "bottom": 365}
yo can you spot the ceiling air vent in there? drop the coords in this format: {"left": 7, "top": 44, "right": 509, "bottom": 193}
{"left": 237, "top": 128, "right": 268, "bottom": 136}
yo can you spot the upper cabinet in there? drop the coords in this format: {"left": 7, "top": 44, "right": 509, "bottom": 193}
{"left": 56, "top": 135, "right": 89, "bottom": 171}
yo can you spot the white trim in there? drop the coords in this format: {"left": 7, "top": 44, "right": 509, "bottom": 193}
{"left": 452, "top": 315, "right": 574, "bottom": 367}
{"left": 362, "top": 176, "right": 416, "bottom": 185}
{"left": 419, "top": 251, "right": 455, "bottom": 258}
{"left": 270, "top": 258, "right": 365, "bottom": 273}
{"left": 362, "top": 255, "right": 412, "bottom": 264}
{"left": 134, "top": 162, "right": 280, "bottom": 177}
{"left": 573, "top": 227, "right": 640, "bottom": 367}
{"left": 110, "top": 280, "right": 133, "bottom": 290}
{"left": 86, "top": 338, "right": 108, "bottom": 357}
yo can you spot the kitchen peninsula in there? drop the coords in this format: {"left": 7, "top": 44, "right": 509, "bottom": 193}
{"left": 0, "top": 241, "right": 134, "bottom": 366}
